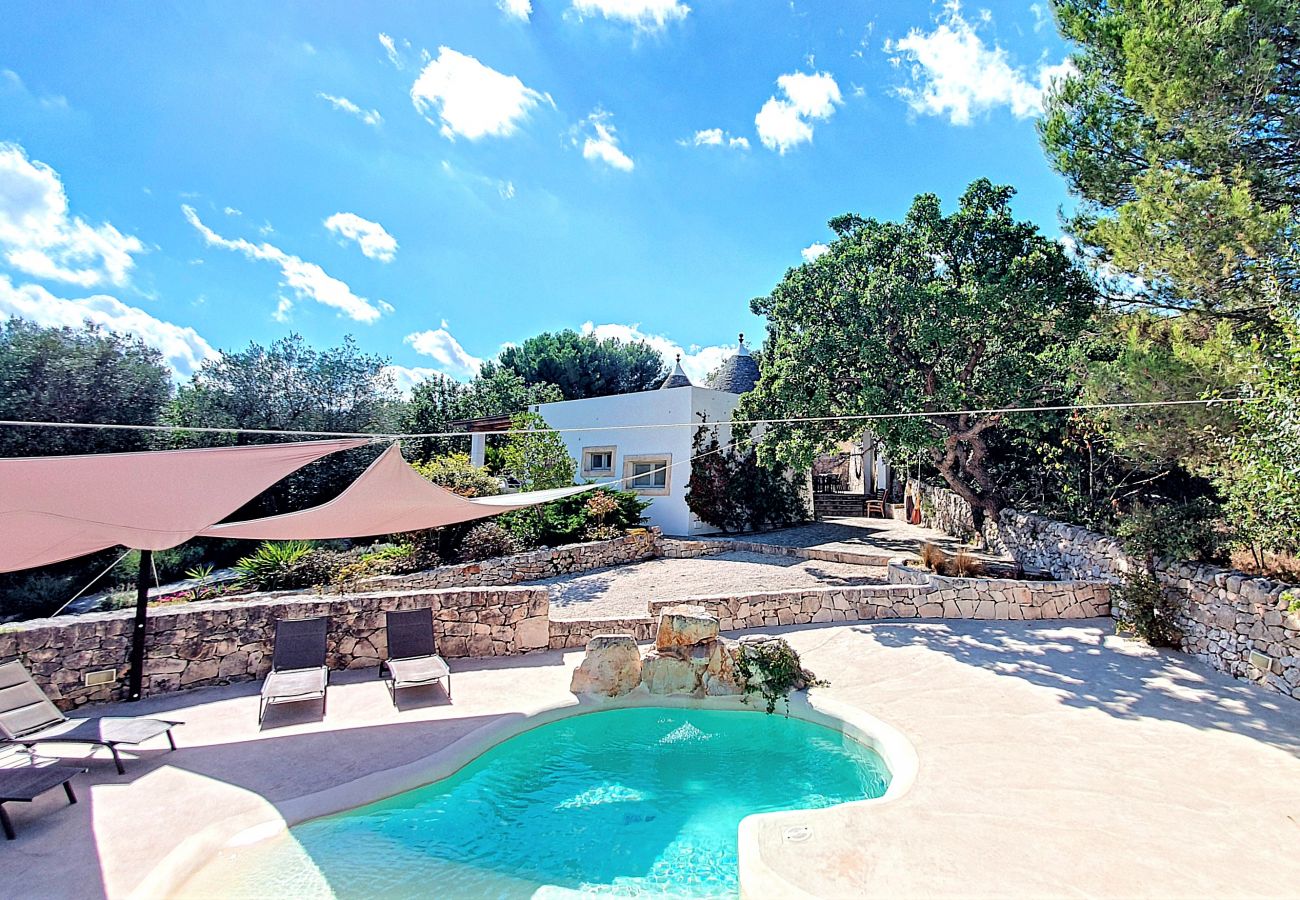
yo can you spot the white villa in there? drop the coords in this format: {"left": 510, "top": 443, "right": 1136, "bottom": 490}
{"left": 458, "top": 337, "right": 896, "bottom": 535}
{"left": 530, "top": 340, "right": 763, "bottom": 535}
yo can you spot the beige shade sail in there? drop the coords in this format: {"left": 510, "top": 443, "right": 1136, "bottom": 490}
{"left": 0, "top": 438, "right": 368, "bottom": 572}
{"left": 199, "top": 443, "right": 603, "bottom": 541}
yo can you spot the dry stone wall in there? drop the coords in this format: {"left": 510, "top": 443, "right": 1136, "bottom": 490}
{"left": 645, "top": 565, "right": 1109, "bottom": 632}
{"left": 661, "top": 537, "right": 892, "bottom": 566}
{"left": 915, "top": 482, "right": 1300, "bottom": 701}
{"left": 1, "top": 586, "right": 550, "bottom": 709}
{"left": 356, "top": 529, "right": 662, "bottom": 591}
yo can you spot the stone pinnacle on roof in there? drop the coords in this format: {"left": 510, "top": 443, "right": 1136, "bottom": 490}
{"left": 704, "top": 334, "right": 760, "bottom": 394}
{"left": 660, "top": 353, "right": 693, "bottom": 390}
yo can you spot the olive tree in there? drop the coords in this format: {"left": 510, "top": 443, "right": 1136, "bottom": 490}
{"left": 741, "top": 180, "right": 1097, "bottom": 531}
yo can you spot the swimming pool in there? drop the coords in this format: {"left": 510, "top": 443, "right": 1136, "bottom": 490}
{"left": 187, "top": 706, "right": 890, "bottom": 898}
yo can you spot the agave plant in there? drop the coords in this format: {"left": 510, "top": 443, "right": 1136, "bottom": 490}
{"left": 232, "top": 540, "right": 316, "bottom": 592}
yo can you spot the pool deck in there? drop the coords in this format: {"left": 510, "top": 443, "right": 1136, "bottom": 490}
{"left": 6, "top": 619, "right": 1300, "bottom": 898}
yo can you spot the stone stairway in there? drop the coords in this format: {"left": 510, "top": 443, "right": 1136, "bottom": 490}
{"left": 812, "top": 492, "right": 866, "bottom": 519}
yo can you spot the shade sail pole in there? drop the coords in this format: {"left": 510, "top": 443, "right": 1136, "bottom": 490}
{"left": 127, "top": 549, "right": 151, "bottom": 702}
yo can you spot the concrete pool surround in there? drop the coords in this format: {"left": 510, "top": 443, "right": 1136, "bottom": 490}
{"left": 160, "top": 688, "right": 918, "bottom": 899}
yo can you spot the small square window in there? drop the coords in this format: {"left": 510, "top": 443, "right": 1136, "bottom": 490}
{"left": 582, "top": 446, "right": 616, "bottom": 475}
{"left": 624, "top": 454, "right": 671, "bottom": 494}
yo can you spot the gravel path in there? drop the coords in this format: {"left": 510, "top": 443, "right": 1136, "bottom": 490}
{"left": 531, "top": 550, "right": 886, "bottom": 621}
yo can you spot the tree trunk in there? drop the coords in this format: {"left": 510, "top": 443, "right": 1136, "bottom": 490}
{"left": 929, "top": 424, "right": 1003, "bottom": 546}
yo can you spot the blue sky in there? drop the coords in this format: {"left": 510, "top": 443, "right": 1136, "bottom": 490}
{"left": 0, "top": 0, "right": 1077, "bottom": 391}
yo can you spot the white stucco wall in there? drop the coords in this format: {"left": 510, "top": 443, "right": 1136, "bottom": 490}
{"left": 533, "top": 386, "right": 741, "bottom": 536}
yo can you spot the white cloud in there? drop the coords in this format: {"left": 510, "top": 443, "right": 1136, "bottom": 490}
{"left": 411, "top": 47, "right": 550, "bottom": 142}
{"left": 382, "top": 364, "right": 442, "bottom": 396}
{"left": 884, "top": 3, "right": 1074, "bottom": 125}
{"left": 404, "top": 322, "right": 483, "bottom": 379}
{"left": 1, "top": 69, "right": 68, "bottom": 111}
{"left": 0, "top": 143, "right": 144, "bottom": 287}
{"left": 323, "top": 212, "right": 398, "bottom": 262}
{"left": 223, "top": 206, "right": 242, "bottom": 216}
{"left": 579, "top": 109, "right": 634, "bottom": 172}
{"left": 317, "top": 92, "right": 383, "bottom": 127}
{"left": 570, "top": 0, "right": 690, "bottom": 31}
{"left": 1030, "top": 3, "right": 1050, "bottom": 32}
{"left": 182, "top": 205, "right": 391, "bottom": 323}
{"left": 801, "top": 242, "right": 829, "bottom": 262}
{"left": 0, "top": 274, "right": 216, "bottom": 377}
{"left": 755, "top": 70, "right": 842, "bottom": 153}
{"left": 580, "top": 321, "right": 734, "bottom": 384}
{"left": 273, "top": 296, "right": 293, "bottom": 323}
{"left": 681, "top": 128, "right": 749, "bottom": 149}
{"left": 499, "top": 0, "right": 532, "bottom": 20}
{"left": 379, "top": 32, "right": 402, "bottom": 69}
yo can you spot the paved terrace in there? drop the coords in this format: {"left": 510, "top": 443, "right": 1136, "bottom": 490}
{"left": 537, "top": 550, "right": 888, "bottom": 620}
{"left": 534, "top": 518, "right": 1009, "bottom": 621}
{"left": 740, "top": 515, "right": 1011, "bottom": 564}
{"left": 6, "top": 618, "right": 1299, "bottom": 899}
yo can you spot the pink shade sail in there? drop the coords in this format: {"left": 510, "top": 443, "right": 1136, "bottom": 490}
{"left": 200, "top": 443, "right": 601, "bottom": 541}
{"left": 0, "top": 438, "right": 368, "bottom": 572}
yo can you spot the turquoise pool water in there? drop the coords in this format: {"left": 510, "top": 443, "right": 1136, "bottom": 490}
{"left": 204, "top": 707, "right": 889, "bottom": 898}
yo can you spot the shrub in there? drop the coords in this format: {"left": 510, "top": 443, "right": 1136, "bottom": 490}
{"left": 1113, "top": 569, "right": 1181, "bottom": 647}
{"left": 457, "top": 523, "right": 521, "bottom": 562}
{"left": 232, "top": 541, "right": 317, "bottom": 591}
{"left": 686, "top": 426, "right": 808, "bottom": 534}
{"left": 947, "top": 550, "right": 986, "bottom": 578}
{"left": 501, "top": 488, "right": 649, "bottom": 548}
{"left": 411, "top": 453, "right": 502, "bottom": 498}
{"left": 1115, "top": 500, "right": 1223, "bottom": 566}
{"left": 582, "top": 524, "right": 624, "bottom": 542}
{"left": 919, "top": 542, "right": 948, "bottom": 572}
{"left": 734, "top": 637, "right": 827, "bottom": 714}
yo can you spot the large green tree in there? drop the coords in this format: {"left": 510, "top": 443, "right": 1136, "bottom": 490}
{"left": 0, "top": 318, "right": 172, "bottom": 457}
{"left": 480, "top": 329, "right": 668, "bottom": 400}
{"left": 1042, "top": 0, "right": 1299, "bottom": 323}
{"left": 1042, "top": 0, "right": 1300, "bottom": 558}
{"left": 741, "top": 180, "right": 1097, "bottom": 529}
{"left": 168, "top": 334, "right": 399, "bottom": 517}
{"left": 400, "top": 368, "right": 562, "bottom": 462}
{"left": 0, "top": 318, "right": 174, "bottom": 619}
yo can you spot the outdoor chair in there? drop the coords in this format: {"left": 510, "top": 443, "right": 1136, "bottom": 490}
{"left": 0, "top": 752, "right": 86, "bottom": 840}
{"left": 864, "top": 490, "right": 888, "bottom": 518}
{"left": 259, "top": 617, "right": 330, "bottom": 725}
{"left": 381, "top": 608, "right": 451, "bottom": 704}
{"left": 0, "top": 661, "right": 180, "bottom": 775}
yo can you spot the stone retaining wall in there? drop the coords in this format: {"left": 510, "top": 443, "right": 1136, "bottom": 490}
{"left": 356, "top": 528, "right": 662, "bottom": 592}
{"left": 661, "top": 537, "right": 891, "bottom": 566}
{"left": 549, "top": 616, "right": 657, "bottom": 649}
{"left": 644, "top": 565, "right": 1109, "bottom": 632}
{"left": 914, "top": 482, "right": 1300, "bottom": 700}
{"left": 0, "top": 586, "right": 550, "bottom": 709}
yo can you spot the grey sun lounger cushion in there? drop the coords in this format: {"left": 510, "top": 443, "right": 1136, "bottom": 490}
{"left": 259, "top": 617, "right": 330, "bottom": 724}
{"left": 0, "top": 661, "right": 180, "bottom": 775}
{"left": 382, "top": 608, "right": 451, "bottom": 702}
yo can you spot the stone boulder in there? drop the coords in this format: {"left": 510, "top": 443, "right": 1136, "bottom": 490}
{"left": 701, "top": 636, "right": 744, "bottom": 696}
{"left": 655, "top": 604, "right": 719, "bottom": 650}
{"left": 640, "top": 649, "right": 700, "bottom": 695}
{"left": 569, "top": 634, "right": 643, "bottom": 697}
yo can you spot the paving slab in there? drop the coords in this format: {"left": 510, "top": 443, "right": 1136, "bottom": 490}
{"left": 4, "top": 620, "right": 1298, "bottom": 899}
{"left": 534, "top": 550, "right": 886, "bottom": 620}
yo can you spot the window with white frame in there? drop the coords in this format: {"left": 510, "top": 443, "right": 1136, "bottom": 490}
{"left": 623, "top": 454, "right": 671, "bottom": 495}
{"left": 582, "top": 446, "right": 616, "bottom": 476}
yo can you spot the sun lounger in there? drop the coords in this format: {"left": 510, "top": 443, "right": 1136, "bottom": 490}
{"left": 0, "top": 758, "right": 86, "bottom": 840}
{"left": 0, "top": 661, "right": 179, "bottom": 775}
{"left": 381, "top": 608, "right": 451, "bottom": 703}
{"left": 259, "top": 616, "right": 330, "bottom": 724}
